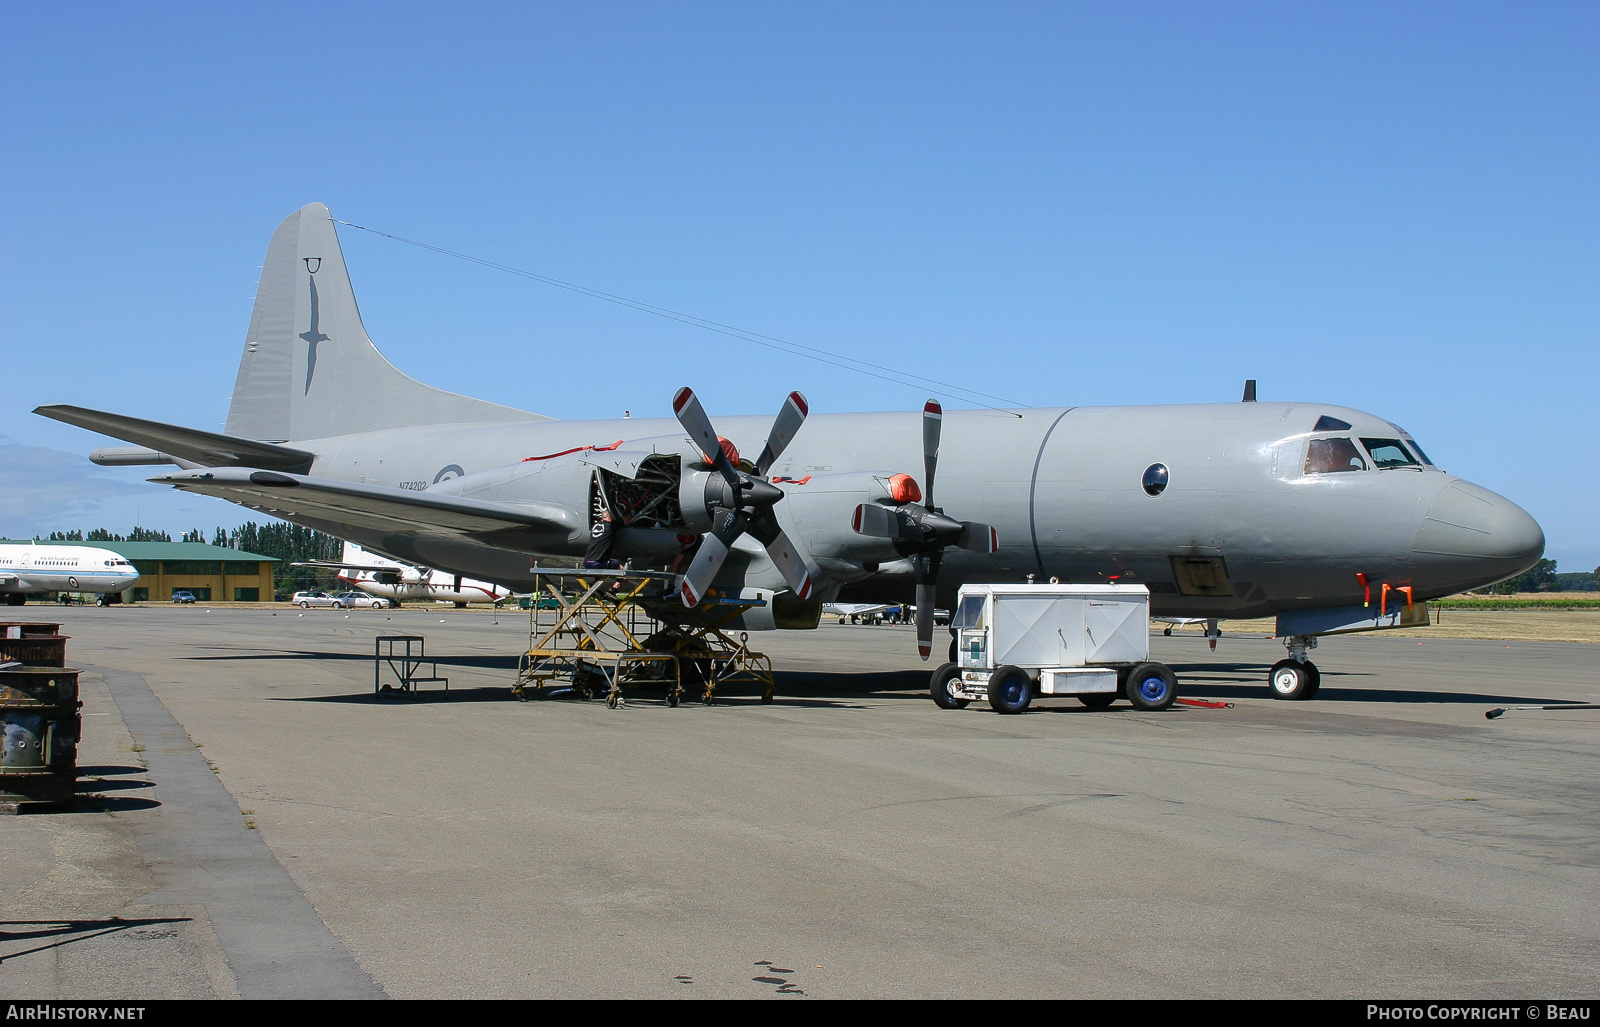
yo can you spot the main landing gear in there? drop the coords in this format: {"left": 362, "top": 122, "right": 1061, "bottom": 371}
{"left": 1268, "top": 634, "right": 1320, "bottom": 700}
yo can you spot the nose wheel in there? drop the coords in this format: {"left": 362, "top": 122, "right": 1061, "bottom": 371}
{"left": 1268, "top": 658, "right": 1320, "bottom": 700}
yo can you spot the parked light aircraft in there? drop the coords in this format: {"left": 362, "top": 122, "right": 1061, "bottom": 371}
{"left": 36, "top": 203, "right": 1545, "bottom": 697}
{"left": 0, "top": 542, "right": 141, "bottom": 605}
{"left": 306, "top": 541, "right": 512, "bottom": 607}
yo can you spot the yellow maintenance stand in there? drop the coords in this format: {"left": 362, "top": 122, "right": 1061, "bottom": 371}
{"left": 513, "top": 567, "right": 776, "bottom": 708}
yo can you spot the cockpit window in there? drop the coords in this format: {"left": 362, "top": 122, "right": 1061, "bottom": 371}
{"left": 951, "top": 595, "right": 986, "bottom": 630}
{"left": 1305, "top": 437, "right": 1367, "bottom": 473}
{"left": 1314, "top": 415, "right": 1353, "bottom": 432}
{"left": 1360, "top": 438, "right": 1420, "bottom": 469}
{"left": 1405, "top": 439, "right": 1435, "bottom": 467}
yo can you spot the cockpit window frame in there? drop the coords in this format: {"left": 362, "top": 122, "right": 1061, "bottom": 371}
{"left": 1359, "top": 437, "right": 1422, "bottom": 470}
{"left": 1304, "top": 436, "right": 1368, "bottom": 474}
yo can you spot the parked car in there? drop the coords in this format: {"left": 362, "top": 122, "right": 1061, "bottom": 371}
{"left": 290, "top": 591, "right": 342, "bottom": 609}
{"left": 171, "top": 590, "right": 197, "bottom": 604}
{"left": 335, "top": 591, "right": 389, "bottom": 609}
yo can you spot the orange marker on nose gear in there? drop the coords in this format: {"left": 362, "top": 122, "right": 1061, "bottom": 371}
{"left": 1380, "top": 582, "right": 1392, "bottom": 616}
{"left": 1397, "top": 585, "right": 1414, "bottom": 609}
{"left": 1356, "top": 572, "right": 1371, "bottom": 607}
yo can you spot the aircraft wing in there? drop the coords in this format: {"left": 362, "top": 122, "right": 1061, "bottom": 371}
{"left": 36, "top": 405, "right": 316, "bottom": 472}
{"left": 823, "top": 603, "right": 893, "bottom": 617}
{"left": 150, "top": 468, "right": 584, "bottom": 552}
{"left": 290, "top": 560, "right": 422, "bottom": 572}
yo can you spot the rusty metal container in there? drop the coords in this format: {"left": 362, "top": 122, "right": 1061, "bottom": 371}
{"left": 0, "top": 667, "right": 81, "bottom": 807}
{"left": 0, "top": 622, "right": 69, "bottom": 668}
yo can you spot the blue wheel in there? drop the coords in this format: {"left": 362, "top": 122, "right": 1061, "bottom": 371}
{"left": 1126, "top": 662, "right": 1177, "bottom": 711}
{"left": 986, "top": 665, "right": 1034, "bottom": 715}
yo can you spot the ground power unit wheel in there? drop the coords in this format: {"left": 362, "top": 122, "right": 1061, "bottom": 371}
{"left": 987, "top": 665, "right": 1034, "bottom": 714}
{"left": 930, "top": 663, "right": 968, "bottom": 709}
{"left": 1125, "top": 662, "right": 1178, "bottom": 711}
{"left": 1268, "top": 659, "right": 1320, "bottom": 700}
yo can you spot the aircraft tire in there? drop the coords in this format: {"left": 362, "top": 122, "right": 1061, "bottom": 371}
{"left": 1299, "top": 661, "right": 1321, "bottom": 700}
{"left": 1079, "top": 692, "right": 1117, "bottom": 709}
{"left": 930, "top": 662, "right": 968, "bottom": 710}
{"left": 948, "top": 638, "right": 958, "bottom": 663}
{"left": 1268, "top": 659, "right": 1317, "bottom": 700}
{"left": 987, "top": 665, "right": 1034, "bottom": 715}
{"left": 1126, "top": 662, "right": 1178, "bottom": 711}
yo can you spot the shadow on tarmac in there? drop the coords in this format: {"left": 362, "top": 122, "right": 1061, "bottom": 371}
{"left": 192, "top": 649, "right": 1565, "bottom": 709}
{"left": 0, "top": 917, "right": 191, "bottom": 963}
{"left": 184, "top": 648, "right": 522, "bottom": 671}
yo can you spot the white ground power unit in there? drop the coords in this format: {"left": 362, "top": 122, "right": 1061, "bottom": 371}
{"left": 931, "top": 583, "right": 1179, "bottom": 715}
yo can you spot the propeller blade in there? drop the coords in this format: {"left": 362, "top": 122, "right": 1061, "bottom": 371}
{"left": 914, "top": 550, "right": 943, "bottom": 661}
{"left": 851, "top": 503, "right": 900, "bottom": 540}
{"left": 673, "top": 387, "right": 740, "bottom": 487}
{"left": 678, "top": 508, "right": 742, "bottom": 606}
{"left": 755, "top": 391, "right": 809, "bottom": 476}
{"left": 746, "top": 509, "right": 814, "bottom": 599}
{"left": 763, "top": 529, "right": 814, "bottom": 599}
{"left": 957, "top": 522, "right": 999, "bottom": 554}
{"left": 922, "top": 399, "right": 942, "bottom": 509}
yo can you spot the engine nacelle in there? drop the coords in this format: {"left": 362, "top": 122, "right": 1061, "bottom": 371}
{"left": 779, "top": 471, "right": 911, "bottom": 567}
{"left": 718, "top": 587, "right": 824, "bottom": 631}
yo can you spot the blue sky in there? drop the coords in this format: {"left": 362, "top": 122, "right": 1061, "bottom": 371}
{"left": 2, "top": 2, "right": 1595, "bottom": 569}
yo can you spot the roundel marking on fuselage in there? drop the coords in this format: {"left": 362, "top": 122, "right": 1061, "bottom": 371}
{"left": 433, "top": 465, "right": 465, "bottom": 484}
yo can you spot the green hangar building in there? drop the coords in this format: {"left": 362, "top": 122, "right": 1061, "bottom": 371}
{"left": 20, "top": 540, "right": 280, "bottom": 602}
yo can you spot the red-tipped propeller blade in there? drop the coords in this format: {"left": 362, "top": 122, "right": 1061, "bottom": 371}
{"left": 678, "top": 510, "right": 741, "bottom": 607}
{"left": 673, "top": 387, "right": 740, "bottom": 486}
{"left": 756, "top": 391, "right": 809, "bottom": 476}
{"left": 922, "top": 399, "right": 942, "bottom": 509}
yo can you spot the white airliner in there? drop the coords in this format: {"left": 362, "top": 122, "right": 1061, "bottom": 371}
{"left": 0, "top": 542, "right": 142, "bottom": 605}
{"left": 322, "top": 542, "right": 512, "bottom": 607}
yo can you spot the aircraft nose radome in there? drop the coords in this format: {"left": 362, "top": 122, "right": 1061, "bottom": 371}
{"left": 1413, "top": 480, "right": 1544, "bottom": 575}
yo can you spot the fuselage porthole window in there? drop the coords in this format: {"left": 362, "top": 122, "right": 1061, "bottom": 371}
{"left": 1304, "top": 437, "right": 1367, "bottom": 474}
{"left": 1142, "top": 463, "right": 1169, "bottom": 497}
{"left": 1360, "top": 438, "right": 1420, "bottom": 470}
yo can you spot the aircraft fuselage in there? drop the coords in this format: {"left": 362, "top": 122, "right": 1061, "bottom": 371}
{"left": 280, "top": 400, "right": 1542, "bottom": 619}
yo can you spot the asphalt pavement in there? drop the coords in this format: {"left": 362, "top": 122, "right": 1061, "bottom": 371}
{"left": 2, "top": 606, "right": 1596, "bottom": 999}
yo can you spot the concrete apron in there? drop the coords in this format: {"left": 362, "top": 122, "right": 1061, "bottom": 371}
{"left": 86, "top": 665, "right": 384, "bottom": 1000}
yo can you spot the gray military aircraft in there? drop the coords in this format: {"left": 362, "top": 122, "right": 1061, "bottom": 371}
{"left": 36, "top": 203, "right": 1545, "bottom": 699}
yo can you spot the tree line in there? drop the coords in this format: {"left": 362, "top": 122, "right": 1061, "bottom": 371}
{"left": 35, "top": 525, "right": 1600, "bottom": 596}
{"left": 44, "top": 522, "right": 344, "bottom": 596}
{"left": 1478, "top": 558, "right": 1597, "bottom": 594}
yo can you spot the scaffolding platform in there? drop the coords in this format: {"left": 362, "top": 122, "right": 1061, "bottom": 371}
{"left": 513, "top": 567, "right": 776, "bottom": 708}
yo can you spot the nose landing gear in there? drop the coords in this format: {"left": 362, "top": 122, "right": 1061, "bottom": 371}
{"left": 1269, "top": 635, "right": 1320, "bottom": 700}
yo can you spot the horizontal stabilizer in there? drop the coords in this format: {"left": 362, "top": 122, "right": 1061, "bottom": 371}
{"left": 150, "top": 467, "right": 584, "bottom": 554}
{"left": 36, "top": 405, "right": 316, "bottom": 472}
{"left": 290, "top": 561, "right": 420, "bottom": 572}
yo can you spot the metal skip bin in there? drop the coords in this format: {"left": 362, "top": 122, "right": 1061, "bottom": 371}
{"left": 0, "top": 667, "right": 81, "bottom": 807}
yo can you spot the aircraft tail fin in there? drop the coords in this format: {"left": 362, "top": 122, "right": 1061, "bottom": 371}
{"left": 225, "top": 203, "right": 548, "bottom": 442}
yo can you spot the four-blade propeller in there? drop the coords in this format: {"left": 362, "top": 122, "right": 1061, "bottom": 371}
{"left": 851, "top": 400, "right": 999, "bottom": 660}
{"left": 673, "top": 387, "right": 814, "bottom": 607}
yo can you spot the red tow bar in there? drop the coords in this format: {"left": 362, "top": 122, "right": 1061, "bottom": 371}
{"left": 1176, "top": 697, "right": 1234, "bottom": 709}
